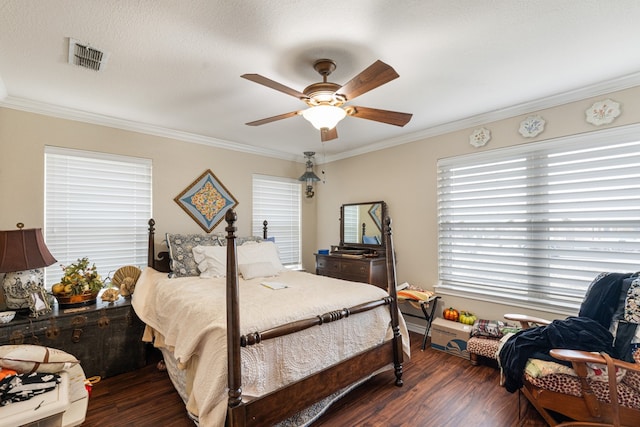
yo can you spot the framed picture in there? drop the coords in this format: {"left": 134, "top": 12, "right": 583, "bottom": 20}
{"left": 29, "top": 289, "right": 52, "bottom": 318}
{"left": 174, "top": 169, "right": 239, "bottom": 233}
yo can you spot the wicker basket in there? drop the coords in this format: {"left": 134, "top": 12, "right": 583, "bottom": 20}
{"left": 56, "top": 291, "right": 99, "bottom": 308}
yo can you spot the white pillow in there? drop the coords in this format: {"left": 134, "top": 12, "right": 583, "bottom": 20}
{"left": 194, "top": 241, "right": 285, "bottom": 278}
{"left": 237, "top": 241, "right": 285, "bottom": 272}
{"left": 239, "top": 262, "right": 280, "bottom": 280}
{"left": 193, "top": 245, "right": 227, "bottom": 278}
{"left": 0, "top": 345, "right": 79, "bottom": 374}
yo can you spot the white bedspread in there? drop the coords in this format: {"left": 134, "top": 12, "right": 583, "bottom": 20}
{"left": 132, "top": 267, "right": 409, "bottom": 427}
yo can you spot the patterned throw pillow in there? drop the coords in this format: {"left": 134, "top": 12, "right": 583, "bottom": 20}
{"left": 166, "top": 233, "right": 221, "bottom": 277}
{"left": 624, "top": 277, "right": 640, "bottom": 324}
{"left": 217, "top": 235, "right": 263, "bottom": 246}
{"left": 471, "top": 320, "right": 521, "bottom": 338}
{"left": 622, "top": 348, "right": 640, "bottom": 393}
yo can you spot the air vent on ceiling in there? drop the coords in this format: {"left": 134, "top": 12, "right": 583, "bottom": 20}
{"left": 68, "top": 38, "right": 109, "bottom": 71}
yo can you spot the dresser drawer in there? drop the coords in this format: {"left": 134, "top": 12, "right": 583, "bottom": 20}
{"left": 315, "top": 253, "right": 387, "bottom": 289}
{"left": 315, "top": 256, "right": 341, "bottom": 274}
{"left": 340, "top": 261, "right": 369, "bottom": 276}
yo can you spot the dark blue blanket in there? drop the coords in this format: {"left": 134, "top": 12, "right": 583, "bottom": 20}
{"left": 499, "top": 316, "right": 616, "bottom": 393}
{"left": 579, "top": 272, "right": 632, "bottom": 328}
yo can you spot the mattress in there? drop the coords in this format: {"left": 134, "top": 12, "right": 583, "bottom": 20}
{"left": 133, "top": 267, "right": 409, "bottom": 427}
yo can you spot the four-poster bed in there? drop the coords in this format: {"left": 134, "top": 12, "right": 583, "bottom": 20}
{"left": 133, "top": 209, "right": 407, "bottom": 426}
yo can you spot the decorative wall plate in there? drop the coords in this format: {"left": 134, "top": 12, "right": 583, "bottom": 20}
{"left": 469, "top": 127, "right": 491, "bottom": 147}
{"left": 174, "top": 169, "right": 238, "bottom": 233}
{"left": 519, "top": 115, "right": 545, "bottom": 138}
{"left": 585, "top": 99, "right": 621, "bottom": 126}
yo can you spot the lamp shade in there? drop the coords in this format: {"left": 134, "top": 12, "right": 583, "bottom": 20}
{"left": 298, "top": 171, "right": 321, "bottom": 182}
{"left": 301, "top": 105, "right": 347, "bottom": 130}
{"left": 0, "top": 228, "right": 57, "bottom": 273}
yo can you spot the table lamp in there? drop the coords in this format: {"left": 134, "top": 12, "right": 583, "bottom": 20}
{"left": 0, "top": 223, "right": 57, "bottom": 311}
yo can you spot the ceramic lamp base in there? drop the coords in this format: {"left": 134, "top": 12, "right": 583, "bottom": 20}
{"left": 2, "top": 269, "right": 45, "bottom": 310}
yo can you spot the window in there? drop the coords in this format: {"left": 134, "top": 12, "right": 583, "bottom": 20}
{"left": 437, "top": 125, "right": 640, "bottom": 313}
{"left": 252, "top": 174, "right": 301, "bottom": 268}
{"left": 44, "top": 146, "right": 152, "bottom": 288}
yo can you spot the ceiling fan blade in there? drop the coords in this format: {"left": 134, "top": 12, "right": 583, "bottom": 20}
{"left": 241, "top": 74, "right": 307, "bottom": 100}
{"left": 347, "top": 106, "right": 412, "bottom": 127}
{"left": 321, "top": 127, "right": 338, "bottom": 142}
{"left": 246, "top": 111, "right": 300, "bottom": 126}
{"left": 336, "top": 60, "right": 400, "bottom": 101}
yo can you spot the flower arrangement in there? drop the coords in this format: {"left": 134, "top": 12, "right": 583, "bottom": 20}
{"left": 52, "top": 257, "right": 104, "bottom": 297}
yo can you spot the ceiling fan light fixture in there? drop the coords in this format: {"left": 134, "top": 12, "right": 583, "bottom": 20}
{"left": 301, "top": 105, "right": 346, "bottom": 130}
{"left": 242, "top": 59, "right": 410, "bottom": 141}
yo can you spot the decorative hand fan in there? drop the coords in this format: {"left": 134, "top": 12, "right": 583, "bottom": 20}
{"left": 112, "top": 265, "right": 141, "bottom": 297}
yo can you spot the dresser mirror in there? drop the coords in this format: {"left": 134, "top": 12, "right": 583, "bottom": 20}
{"left": 340, "top": 201, "right": 386, "bottom": 249}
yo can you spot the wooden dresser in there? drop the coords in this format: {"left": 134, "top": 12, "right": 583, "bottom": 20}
{"left": 315, "top": 253, "right": 388, "bottom": 290}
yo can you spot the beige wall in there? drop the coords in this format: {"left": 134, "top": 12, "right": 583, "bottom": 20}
{"left": 3, "top": 85, "right": 640, "bottom": 324}
{"left": 0, "top": 108, "right": 318, "bottom": 271}
{"left": 316, "top": 85, "right": 640, "bottom": 323}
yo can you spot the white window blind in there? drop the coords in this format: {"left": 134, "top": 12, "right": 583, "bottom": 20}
{"left": 44, "top": 146, "right": 152, "bottom": 288}
{"left": 437, "top": 126, "right": 640, "bottom": 313}
{"left": 343, "top": 205, "right": 359, "bottom": 244}
{"left": 252, "top": 174, "right": 301, "bottom": 267}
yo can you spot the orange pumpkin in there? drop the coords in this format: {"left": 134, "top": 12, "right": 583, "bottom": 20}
{"left": 443, "top": 307, "right": 459, "bottom": 321}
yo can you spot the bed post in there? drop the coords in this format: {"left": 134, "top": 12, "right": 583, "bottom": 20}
{"left": 225, "top": 209, "right": 243, "bottom": 416}
{"left": 384, "top": 216, "right": 404, "bottom": 386}
{"left": 148, "top": 219, "right": 156, "bottom": 268}
{"left": 147, "top": 218, "right": 170, "bottom": 272}
{"left": 262, "top": 220, "right": 268, "bottom": 239}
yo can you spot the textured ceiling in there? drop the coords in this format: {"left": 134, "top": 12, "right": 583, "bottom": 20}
{"left": 1, "top": 1, "right": 640, "bottom": 163}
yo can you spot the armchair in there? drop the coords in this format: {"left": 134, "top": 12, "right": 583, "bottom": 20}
{"left": 550, "top": 349, "right": 640, "bottom": 427}
{"left": 497, "top": 272, "right": 640, "bottom": 426}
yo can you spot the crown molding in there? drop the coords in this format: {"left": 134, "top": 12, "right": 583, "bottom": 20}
{"left": 324, "top": 70, "right": 640, "bottom": 163}
{"left": 2, "top": 70, "right": 640, "bottom": 166}
{"left": 0, "top": 96, "right": 301, "bottom": 163}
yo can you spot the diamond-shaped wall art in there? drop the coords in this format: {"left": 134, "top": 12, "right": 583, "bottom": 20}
{"left": 174, "top": 169, "right": 238, "bottom": 233}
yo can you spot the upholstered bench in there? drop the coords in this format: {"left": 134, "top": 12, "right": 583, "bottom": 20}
{"left": 468, "top": 336, "right": 501, "bottom": 365}
{"left": 468, "top": 314, "right": 550, "bottom": 366}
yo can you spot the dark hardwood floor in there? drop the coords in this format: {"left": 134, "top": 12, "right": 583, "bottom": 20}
{"left": 83, "top": 332, "right": 547, "bottom": 426}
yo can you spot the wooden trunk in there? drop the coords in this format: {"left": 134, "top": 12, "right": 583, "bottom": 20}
{"left": 0, "top": 296, "right": 146, "bottom": 379}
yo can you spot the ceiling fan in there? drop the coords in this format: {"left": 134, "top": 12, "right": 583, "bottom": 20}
{"left": 241, "top": 59, "right": 413, "bottom": 142}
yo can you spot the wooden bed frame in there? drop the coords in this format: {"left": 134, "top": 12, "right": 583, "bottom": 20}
{"left": 147, "top": 209, "right": 404, "bottom": 427}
